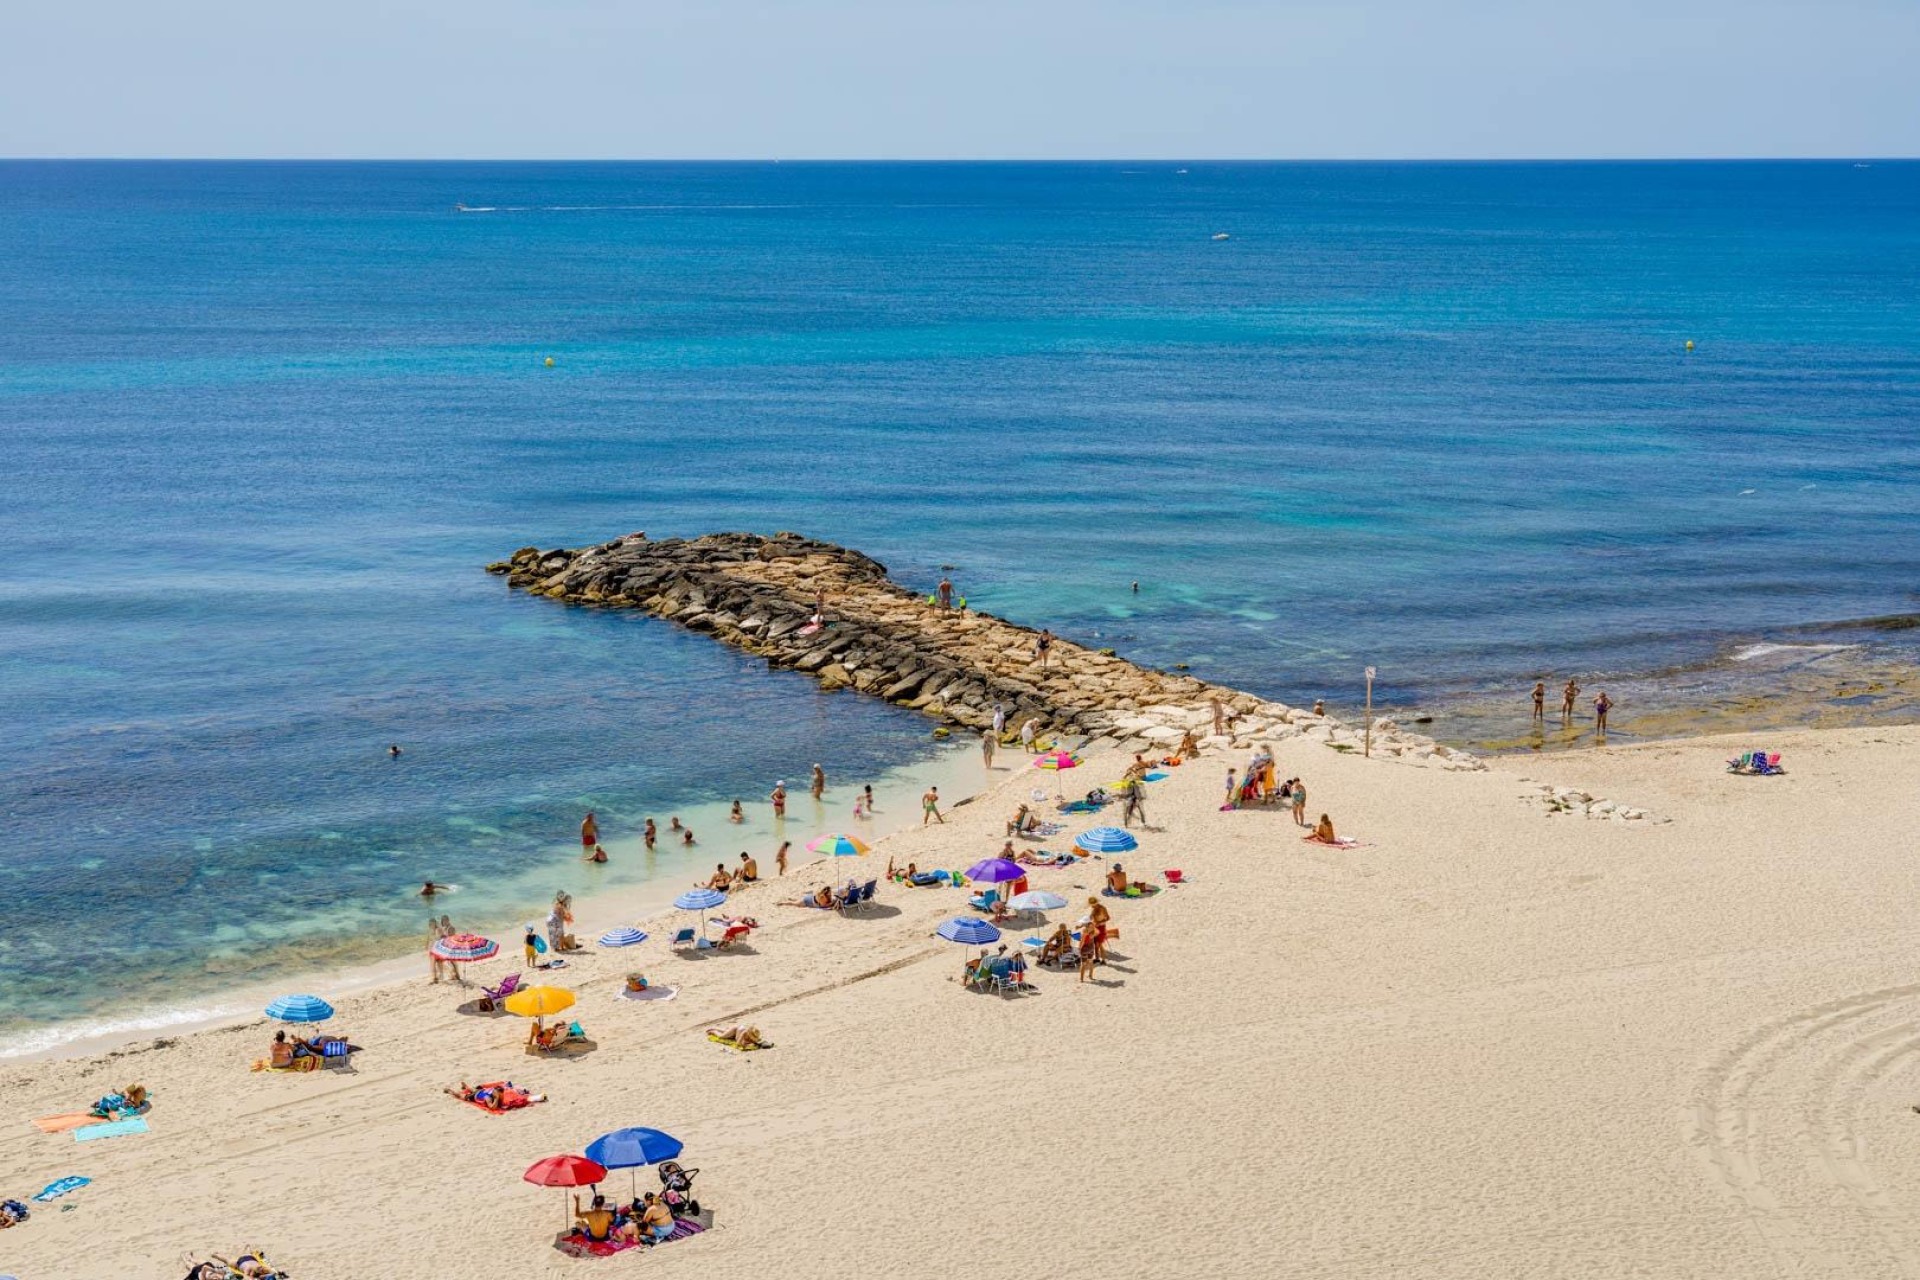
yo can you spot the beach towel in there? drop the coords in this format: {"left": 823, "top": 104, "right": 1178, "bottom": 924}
{"left": 460, "top": 1081, "right": 540, "bottom": 1114}
{"left": 32, "top": 1113, "right": 96, "bottom": 1134}
{"left": 1102, "top": 885, "right": 1160, "bottom": 898}
{"left": 1303, "top": 835, "right": 1361, "bottom": 849}
{"left": 251, "top": 1055, "right": 320, "bottom": 1072}
{"left": 31, "top": 1175, "right": 90, "bottom": 1202}
{"left": 708, "top": 1031, "right": 772, "bottom": 1052}
{"left": 618, "top": 984, "right": 678, "bottom": 1003}
{"left": 74, "top": 1116, "right": 148, "bottom": 1142}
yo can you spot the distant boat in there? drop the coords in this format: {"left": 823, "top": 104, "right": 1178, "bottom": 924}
{"left": 1176, "top": 168, "right": 1189, "bottom": 174}
{"left": 1854, "top": 162, "right": 1871, "bottom": 169}
{"left": 1211, "top": 232, "right": 1230, "bottom": 241}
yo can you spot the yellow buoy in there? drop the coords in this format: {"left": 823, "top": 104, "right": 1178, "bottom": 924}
{"left": 544, "top": 356, "right": 555, "bottom": 367}
{"left": 1684, "top": 340, "right": 1694, "bottom": 351}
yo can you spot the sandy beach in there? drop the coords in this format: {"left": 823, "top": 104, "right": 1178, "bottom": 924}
{"left": 6, "top": 719, "right": 1920, "bottom": 1279}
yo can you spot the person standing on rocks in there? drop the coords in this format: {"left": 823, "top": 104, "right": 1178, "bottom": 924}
{"left": 1035, "top": 629, "right": 1054, "bottom": 669}
{"left": 1020, "top": 717, "right": 1040, "bottom": 753}
{"left": 922, "top": 786, "right": 945, "bottom": 826}
{"left": 981, "top": 727, "right": 996, "bottom": 767}
{"left": 810, "top": 763, "right": 826, "bottom": 800}
{"left": 938, "top": 577, "right": 954, "bottom": 610}
{"left": 1211, "top": 698, "right": 1225, "bottom": 737}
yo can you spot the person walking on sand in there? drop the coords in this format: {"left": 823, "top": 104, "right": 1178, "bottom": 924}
{"left": 1121, "top": 779, "right": 1147, "bottom": 828}
{"left": 580, "top": 812, "right": 598, "bottom": 852}
{"left": 770, "top": 781, "right": 786, "bottom": 819}
{"left": 1562, "top": 678, "right": 1580, "bottom": 723}
{"left": 776, "top": 840, "right": 790, "bottom": 877}
{"left": 1531, "top": 680, "right": 1546, "bottom": 721}
{"left": 1291, "top": 778, "right": 1308, "bottom": 827}
{"left": 981, "top": 727, "right": 996, "bottom": 767}
{"left": 1594, "top": 690, "right": 1612, "bottom": 736}
{"left": 428, "top": 917, "right": 447, "bottom": 983}
{"left": 811, "top": 763, "right": 826, "bottom": 800}
{"left": 922, "top": 786, "right": 945, "bottom": 825}
{"left": 1224, "top": 768, "right": 1238, "bottom": 810}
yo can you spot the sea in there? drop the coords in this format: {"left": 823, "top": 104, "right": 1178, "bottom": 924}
{"left": 4, "top": 160, "right": 1918, "bottom": 1054}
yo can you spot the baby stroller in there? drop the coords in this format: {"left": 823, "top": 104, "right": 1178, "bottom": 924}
{"left": 658, "top": 1160, "right": 701, "bottom": 1217}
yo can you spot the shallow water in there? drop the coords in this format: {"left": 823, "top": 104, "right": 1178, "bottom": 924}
{"left": 5, "top": 160, "right": 1919, "bottom": 1048}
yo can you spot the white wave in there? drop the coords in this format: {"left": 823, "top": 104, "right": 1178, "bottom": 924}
{"left": 1729, "top": 642, "right": 1858, "bottom": 662}
{"left": 0, "top": 1000, "right": 248, "bottom": 1060}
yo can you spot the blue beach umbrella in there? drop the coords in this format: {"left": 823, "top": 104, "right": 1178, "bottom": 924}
{"left": 1074, "top": 826, "right": 1138, "bottom": 854}
{"left": 937, "top": 917, "right": 1001, "bottom": 945}
{"left": 264, "top": 994, "right": 334, "bottom": 1024}
{"left": 675, "top": 887, "right": 727, "bottom": 932}
{"left": 598, "top": 927, "right": 648, "bottom": 948}
{"left": 585, "top": 1125, "right": 686, "bottom": 1198}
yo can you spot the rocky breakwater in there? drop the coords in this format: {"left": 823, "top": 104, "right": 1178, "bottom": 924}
{"left": 488, "top": 531, "right": 1481, "bottom": 770}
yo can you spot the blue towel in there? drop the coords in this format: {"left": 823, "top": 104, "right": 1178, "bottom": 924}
{"left": 74, "top": 1116, "right": 148, "bottom": 1142}
{"left": 31, "top": 1175, "right": 90, "bottom": 1202}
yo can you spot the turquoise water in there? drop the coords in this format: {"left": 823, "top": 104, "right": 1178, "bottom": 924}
{"left": 5, "top": 160, "right": 1919, "bottom": 1049}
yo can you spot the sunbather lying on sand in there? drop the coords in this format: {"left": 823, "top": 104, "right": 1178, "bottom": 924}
{"left": 778, "top": 886, "right": 835, "bottom": 908}
{"left": 91, "top": 1083, "right": 149, "bottom": 1118}
{"left": 445, "top": 1080, "right": 543, "bottom": 1111}
{"left": 708, "top": 1025, "right": 766, "bottom": 1049}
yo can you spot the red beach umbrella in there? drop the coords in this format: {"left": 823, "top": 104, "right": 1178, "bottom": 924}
{"left": 525, "top": 1153, "right": 608, "bottom": 1229}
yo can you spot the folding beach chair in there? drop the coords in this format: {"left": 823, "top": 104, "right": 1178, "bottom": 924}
{"left": 478, "top": 972, "right": 521, "bottom": 1011}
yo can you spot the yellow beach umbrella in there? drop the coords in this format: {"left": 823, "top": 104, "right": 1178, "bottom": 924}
{"left": 504, "top": 986, "right": 576, "bottom": 1019}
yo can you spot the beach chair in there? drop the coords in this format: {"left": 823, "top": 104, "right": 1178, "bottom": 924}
{"left": 670, "top": 927, "right": 710, "bottom": 951}
{"left": 853, "top": 879, "right": 878, "bottom": 911}
{"left": 1726, "top": 751, "right": 1753, "bottom": 773}
{"left": 715, "top": 923, "right": 754, "bottom": 948}
{"left": 968, "top": 888, "right": 1000, "bottom": 913}
{"left": 319, "top": 1038, "right": 353, "bottom": 1070}
{"left": 477, "top": 972, "right": 521, "bottom": 1011}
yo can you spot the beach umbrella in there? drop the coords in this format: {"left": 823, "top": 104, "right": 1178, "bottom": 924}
{"left": 807, "top": 833, "right": 870, "bottom": 857}
{"left": 525, "top": 1153, "right": 608, "bottom": 1228}
{"left": 1007, "top": 890, "right": 1067, "bottom": 913}
{"left": 675, "top": 887, "right": 727, "bottom": 932}
{"left": 937, "top": 917, "right": 1001, "bottom": 945}
{"left": 1034, "top": 749, "right": 1082, "bottom": 797}
{"left": 430, "top": 933, "right": 500, "bottom": 963}
{"left": 584, "top": 1126, "right": 685, "bottom": 1198}
{"left": 597, "top": 926, "right": 648, "bottom": 948}
{"left": 264, "top": 994, "right": 333, "bottom": 1024}
{"left": 964, "top": 857, "right": 1025, "bottom": 884}
{"left": 1075, "top": 826, "right": 1138, "bottom": 854}
{"left": 504, "top": 986, "right": 576, "bottom": 1019}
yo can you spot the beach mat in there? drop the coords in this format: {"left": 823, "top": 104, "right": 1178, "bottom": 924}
{"left": 32, "top": 1113, "right": 96, "bottom": 1134}
{"left": 31, "top": 1175, "right": 90, "bottom": 1202}
{"left": 617, "top": 984, "right": 678, "bottom": 1003}
{"left": 707, "top": 1032, "right": 771, "bottom": 1052}
{"left": 74, "top": 1116, "right": 148, "bottom": 1142}
{"left": 554, "top": 1214, "right": 710, "bottom": 1257}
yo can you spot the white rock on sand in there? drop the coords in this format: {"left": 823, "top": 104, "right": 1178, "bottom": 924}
{"left": 3, "top": 724, "right": 1918, "bottom": 1278}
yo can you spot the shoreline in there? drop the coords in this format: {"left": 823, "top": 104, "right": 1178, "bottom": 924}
{"left": 0, "top": 737, "right": 993, "bottom": 1064}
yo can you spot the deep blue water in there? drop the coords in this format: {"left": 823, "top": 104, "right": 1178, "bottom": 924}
{"left": 4, "top": 160, "right": 1919, "bottom": 1047}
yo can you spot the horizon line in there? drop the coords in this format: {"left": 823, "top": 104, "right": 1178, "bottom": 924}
{"left": 1, "top": 155, "right": 1914, "bottom": 165}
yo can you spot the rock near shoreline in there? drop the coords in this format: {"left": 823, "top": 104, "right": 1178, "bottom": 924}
{"left": 489, "top": 532, "right": 1480, "bottom": 769}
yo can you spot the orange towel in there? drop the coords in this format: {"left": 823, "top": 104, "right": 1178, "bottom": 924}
{"left": 33, "top": 1113, "right": 97, "bottom": 1133}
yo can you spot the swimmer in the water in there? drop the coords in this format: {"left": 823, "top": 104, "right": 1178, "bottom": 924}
{"left": 389, "top": 744, "right": 403, "bottom": 757}
{"left": 682, "top": 828, "right": 696, "bottom": 847}
{"left": 421, "top": 881, "right": 450, "bottom": 896}
{"left": 585, "top": 845, "right": 608, "bottom": 864}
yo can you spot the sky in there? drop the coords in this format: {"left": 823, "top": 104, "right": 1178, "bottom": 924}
{"left": 3, "top": 0, "right": 1917, "bottom": 159}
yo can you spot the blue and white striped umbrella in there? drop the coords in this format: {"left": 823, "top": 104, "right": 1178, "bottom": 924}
{"left": 598, "top": 927, "right": 648, "bottom": 948}
{"left": 674, "top": 888, "right": 727, "bottom": 911}
{"left": 264, "top": 994, "right": 334, "bottom": 1023}
{"left": 936, "top": 917, "right": 1002, "bottom": 945}
{"left": 1074, "top": 826, "right": 1138, "bottom": 854}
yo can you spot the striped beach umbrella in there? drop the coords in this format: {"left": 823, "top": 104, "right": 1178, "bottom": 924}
{"left": 598, "top": 926, "right": 648, "bottom": 948}
{"left": 936, "top": 917, "right": 1002, "bottom": 945}
{"left": 430, "top": 933, "right": 500, "bottom": 963}
{"left": 675, "top": 886, "right": 727, "bottom": 931}
{"left": 807, "top": 833, "right": 871, "bottom": 857}
{"left": 1033, "top": 750, "right": 1082, "bottom": 771}
{"left": 264, "top": 994, "right": 333, "bottom": 1024}
{"left": 1075, "top": 826, "right": 1138, "bottom": 854}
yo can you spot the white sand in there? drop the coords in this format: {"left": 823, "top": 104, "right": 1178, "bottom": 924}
{"left": 5, "top": 722, "right": 1920, "bottom": 1279}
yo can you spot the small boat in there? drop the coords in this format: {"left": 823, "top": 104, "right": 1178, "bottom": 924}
{"left": 1211, "top": 232, "right": 1230, "bottom": 241}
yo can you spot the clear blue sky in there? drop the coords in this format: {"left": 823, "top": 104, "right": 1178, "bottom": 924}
{"left": 5, "top": 0, "right": 1916, "bottom": 158}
